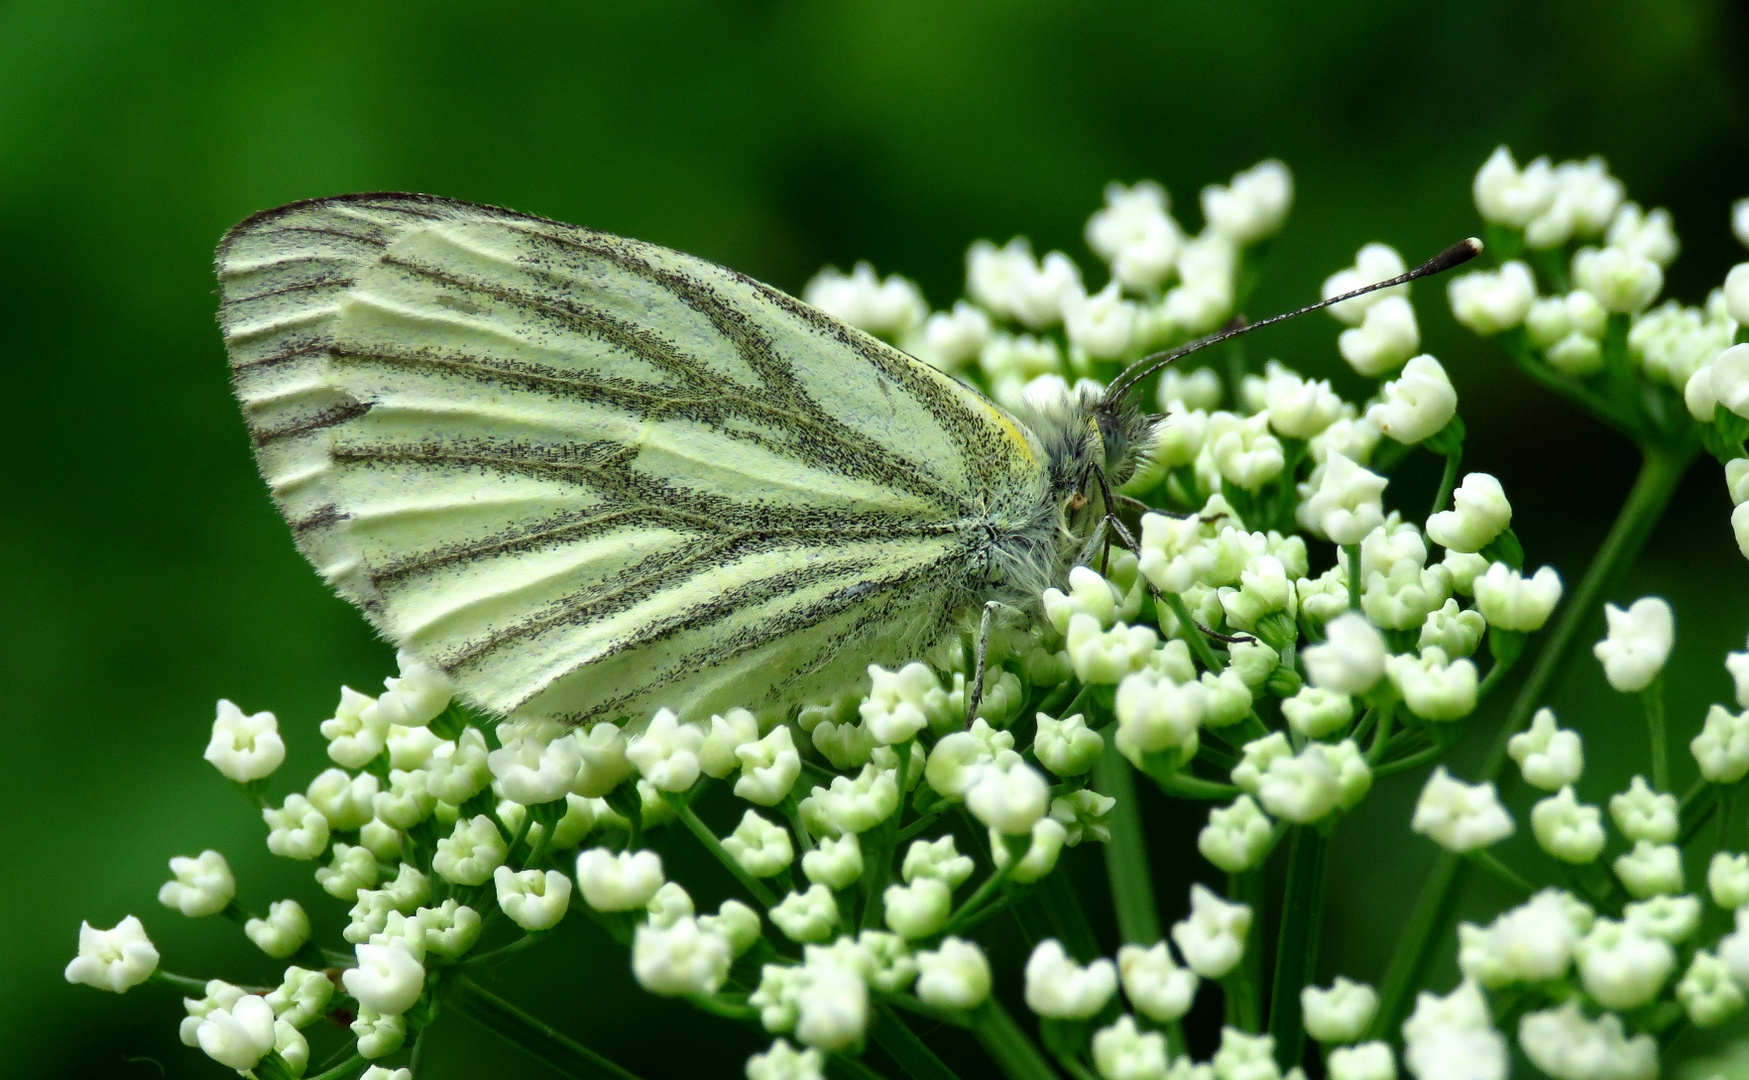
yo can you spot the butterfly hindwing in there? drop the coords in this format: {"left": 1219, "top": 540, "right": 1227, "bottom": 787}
{"left": 217, "top": 194, "right": 1047, "bottom": 724}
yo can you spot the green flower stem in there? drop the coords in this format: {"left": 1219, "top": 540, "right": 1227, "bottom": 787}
{"left": 673, "top": 801, "right": 779, "bottom": 909}
{"left": 1500, "top": 331, "right": 1640, "bottom": 438}
{"left": 873, "top": 1003, "right": 964, "bottom": 1080}
{"left": 1056, "top": 1055, "right": 1103, "bottom": 1080}
{"left": 460, "top": 931, "right": 548, "bottom": 969}
{"left": 1343, "top": 546, "right": 1362, "bottom": 611}
{"left": 898, "top": 805, "right": 950, "bottom": 843}
{"left": 861, "top": 738, "right": 916, "bottom": 930}
{"left": 1035, "top": 865, "right": 1103, "bottom": 961}
{"left": 1225, "top": 870, "right": 1264, "bottom": 1033}
{"left": 1371, "top": 743, "right": 1444, "bottom": 779}
{"left": 148, "top": 969, "right": 214, "bottom": 994}
{"left": 1371, "top": 442, "right": 1692, "bottom": 1039}
{"left": 1463, "top": 850, "right": 1534, "bottom": 898}
{"left": 1156, "top": 591, "right": 1222, "bottom": 672}
{"left": 684, "top": 992, "right": 760, "bottom": 1021}
{"left": 830, "top": 1051, "right": 894, "bottom": 1080}
{"left": 1093, "top": 742, "right": 1161, "bottom": 944}
{"left": 1678, "top": 780, "right": 1721, "bottom": 847}
{"left": 447, "top": 975, "right": 646, "bottom": 1080}
{"left": 1266, "top": 827, "right": 1328, "bottom": 1071}
{"left": 969, "top": 999, "right": 1063, "bottom": 1080}
{"left": 1430, "top": 448, "right": 1463, "bottom": 519}
{"left": 1151, "top": 770, "right": 1241, "bottom": 800}
{"left": 1641, "top": 676, "right": 1669, "bottom": 793}
{"left": 942, "top": 848, "right": 1022, "bottom": 936}
{"left": 303, "top": 1055, "right": 366, "bottom": 1080}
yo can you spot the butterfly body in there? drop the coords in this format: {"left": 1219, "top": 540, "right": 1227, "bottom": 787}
{"left": 218, "top": 194, "right": 1143, "bottom": 726}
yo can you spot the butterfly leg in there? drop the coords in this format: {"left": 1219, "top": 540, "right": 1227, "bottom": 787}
{"left": 965, "top": 599, "right": 1028, "bottom": 729}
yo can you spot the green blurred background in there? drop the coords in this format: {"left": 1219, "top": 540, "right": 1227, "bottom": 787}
{"left": 5, "top": 0, "right": 1749, "bottom": 1076}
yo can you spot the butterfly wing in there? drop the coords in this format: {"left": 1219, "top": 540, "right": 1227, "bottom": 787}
{"left": 216, "top": 194, "right": 1047, "bottom": 725}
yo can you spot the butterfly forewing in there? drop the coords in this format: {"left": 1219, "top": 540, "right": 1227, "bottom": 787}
{"left": 217, "top": 194, "right": 1048, "bottom": 725}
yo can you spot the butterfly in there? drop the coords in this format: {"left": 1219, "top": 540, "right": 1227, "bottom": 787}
{"left": 216, "top": 193, "right": 1473, "bottom": 728}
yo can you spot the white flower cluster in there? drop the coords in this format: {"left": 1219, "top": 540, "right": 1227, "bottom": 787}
{"left": 67, "top": 155, "right": 1749, "bottom": 1080}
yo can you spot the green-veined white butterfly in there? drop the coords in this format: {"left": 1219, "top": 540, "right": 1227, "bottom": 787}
{"left": 216, "top": 193, "right": 1474, "bottom": 728}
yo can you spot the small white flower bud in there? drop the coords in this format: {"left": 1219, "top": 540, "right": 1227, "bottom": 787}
{"left": 493, "top": 866, "right": 571, "bottom": 931}
{"left": 1458, "top": 889, "right": 1591, "bottom": 988}
{"left": 771, "top": 885, "right": 839, "bottom": 943}
{"left": 1302, "top": 977, "right": 1378, "bottom": 1044}
{"left": 1213, "top": 1027, "right": 1281, "bottom": 1080}
{"left": 1473, "top": 563, "right": 1562, "bottom": 632}
{"left": 343, "top": 939, "right": 424, "bottom": 1016}
{"left": 1207, "top": 411, "right": 1286, "bottom": 490}
{"left": 1573, "top": 246, "right": 1662, "bottom": 314}
{"left": 1723, "top": 264, "right": 1749, "bottom": 326}
{"left": 1281, "top": 686, "right": 1354, "bottom": 740}
{"left": 157, "top": 850, "right": 235, "bottom": 918}
{"left": 1199, "top": 796, "right": 1275, "bottom": 874}
{"left": 373, "top": 650, "right": 453, "bottom": 727}
{"left": 204, "top": 700, "right": 285, "bottom": 782}
{"left": 1114, "top": 668, "right": 1206, "bottom": 766}
{"left": 1678, "top": 949, "right": 1745, "bottom": 1027}
{"left": 1387, "top": 648, "right": 1478, "bottom": 722}
{"left": 1297, "top": 453, "right": 1388, "bottom": 546}
{"left": 804, "top": 763, "right": 899, "bottom": 835}
{"left": 883, "top": 877, "right": 952, "bottom": 940}
{"left": 1608, "top": 203, "right": 1679, "bottom": 266}
{"left": 1401, "top": 981, "right": 1506, "bottom": 1080}
{"left": 1709, "top": 852, "right": 1749, "bottom": 909}
{"left": 1530, "top": 788, "right": 1606, "bottom": 864}
{"left": 350, "top": 1007, "right": 405, "bottom": 1059}
{"left": 1412, "top": 768, "right": 1513, "bottom": 852}
{"left": 415, "top": 899, "right": 480, "bottom": 959}
{"left": 372, "top": 768, "right": 435, "bottom": 830}
{"left": 1024, "top": 939, "right": 1118, "bottom": 1019}
{"left": 1518, "top": 1001, "right": 1657, "bottom": 1080}
{"left": 903, "top": 301, "right": 993, "bottom": 373}
{"left": 315, "top": 843, "right": 378, "bottom": 901}
{"left": 860, "top": 664, "right": 951, "bottom": 744}
{"left": 804, "top": 262, "right": 926, "bottom": 339}
{"left": 1623, "top": 894, "right": 1700, "bottom": 944}
{"left": 306, "top": 768, "right": 381, "bottom": 831}
{"left": 1418, "top": 599, "right": 1485, "bottom": 659}
{"left": 1117, "top": 941, "right": 1199, "bottom": 1023}
{"left": 432, "top": 814, "right": 506, "bottom": 886}
{"left": 915, "top": 937, "right": 991, "bottom": 1009}
{"left": 1302, "top": 613, "right": 1386, "bottom": 695}
{"left": 903, "top": 835, "right": 975, "bottom": 888}
{"left": 990, "top": 818, "right": 1067, "bottom": 882}
{"left": 1339, "top": 295, "right": 1422, "bottom": 377}
{"left": 239, "top": 900, "right": 310, "bottom": 960}
{"left": 1091, "top": 1015, "right": 1169, "bottom": 1080}
{"left": 64, "top": 915, "right": 158, "bottom": 993}
{"left": 1170, "top": 884, "right": 1251, "bottom": 979}
{"left": 1610, "top": 776, "right": 1678, "bottom": 843}
{"left": 923, "top": 721, "right": 1011, "bottom": 801}
{"left": 1614, "top": 841, "right": 1684, "bottom": 899}
{"left": 1367, "top": 356, "right": 1456, "bottom": 446}
{"left": 626, "top": 709, "right": 704, "bottom": 793}
{"left": 263, "top": 794, "right": 330, "bottom": 860}
{"left": 1202, "top": 160, "right": 1293, "bottom": 246}
{"left": 196, "top": 994, "right": 277, "bottom": 1070}
{"left": 1425, "top": 474, "right": 1511, "bottom": 554}
{"left": 1033, "top": 711, "right": 1104, "bottom": 776}
{"left": 746, "top": 1039, "right": 825, "bottom": 1080}
{"left": 1324, "top": 243, "right": 1408, "bottom": 326}
{"left": 633, "top": 916, "right": 732, "bottom": 996}
{"left": 731, "top": 724, "right": 801, "bottom": 806}
{"left": 1508, "top": 708, "right": 1583, "bottom": 790}
{"left": 1592, "top": 596, "right": 1674, "bottom": 693}
{"left": 1327, "top": 1042, "right": 1397, "bottom": 1080}
{"left": 1575, "top": 918, "right": 1674, "bottom": 1009}
{"left": 1255, "top": 742, "right": 1343, "bottom": 824}
{"left": 1050, "top": 789, "right": 1115, "bottom": 846}
{"left": 802, "top": 834, "right": 863, "bottom": 891}
{"left": 576, "top": 847, "right": 664, "bottom": 911}
{"left": 1448, "top": 262, "right": 1535, "bottom": 336}
{"left": 569, "top": 723, "right": 632, "bottom": 798}
{"left": 321, "top": 686, "right": 387, "bottom": 769}
{"left": 1067, "top": 614, "right": 1159, "bottom": 684}
{"left": 1473, "top": 147, "right": 1556, "bottom": 227}
{"left": 1692, "top": 704, "right": 1749, "bottom": 783}
{"left": 965, "top": 754, "right": 1050, "bottom": 836}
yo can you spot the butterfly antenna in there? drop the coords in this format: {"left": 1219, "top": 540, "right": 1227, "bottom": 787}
{"left": 1102, "top": 237, "right": 1483, "bottom": 404}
